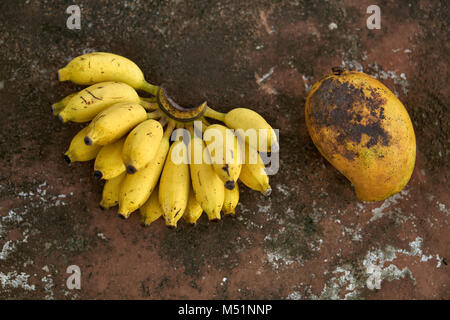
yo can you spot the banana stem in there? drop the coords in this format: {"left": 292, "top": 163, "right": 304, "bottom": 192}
{"left": 204, "top": 107, "right": 226, "bottom": 122}
{"left": 163, "top": 119, "right": 176, "bottom": 139}
{"left": 140, "top": 81, "right": 159, "bottom": 96}
{"left": 51, "top": 102, "right": 65, "bottom": 115}
{"left": 147, "top": 110, "right": 161, "bottom": 119}
{"left": 186, "top": 124, "right": 195, "bottom": 137}
{"left": 140, "top": 96, "right": 157, "bottom": 103}
{"left": 140, "top": 99, "right": 158, "bottom": 111}
{"left": 175, "top": 122, "right": 185, "bottom": 141}
{"left": 159, "top": 116, "right": 168, "bottom": 127}
{"left": 201, "top": 117, "right": 211, "bottom": 127}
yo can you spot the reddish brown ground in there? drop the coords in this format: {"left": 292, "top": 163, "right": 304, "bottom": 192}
{"left": 0, "top": 0, "right": 448, "bottom": 299}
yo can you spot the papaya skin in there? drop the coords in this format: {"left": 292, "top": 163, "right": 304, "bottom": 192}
{"left": 305, "top": 70, "right": 416, "bottom": 202}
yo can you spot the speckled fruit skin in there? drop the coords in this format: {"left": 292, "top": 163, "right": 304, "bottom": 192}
{"left": 305, "top": 70, "right": 416, "bottom": 202}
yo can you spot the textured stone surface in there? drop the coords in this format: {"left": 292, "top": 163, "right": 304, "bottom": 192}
{"left": 0, "top": 0, "right": 448, "bottom": 299}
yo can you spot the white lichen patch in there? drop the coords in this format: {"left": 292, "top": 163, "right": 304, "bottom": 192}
{"left": 341, "top": 224, "right": 363, "bottom": 241}
{"left": 288, "top": 236, "right": 441, "bottom": 300}
{"left": 266, "top": 251, "right": 296, "bottom": 270}
{"left": 41, "top": 275, "right": 55, "bottom": 300}
{"left": 340, "top": 59, "right": 409, "bottom": 97}
{"left": 0, "top": 271, "right": 35, "bottom": 291}
{"left": 0, "top": 240, "right": 18, "bottom": 260}
{"left": 0, "top": 181, "right": 73, "bottom": 297}
{"left": 436, "top": 202, "right": 449, "bottom": 215}
{"left": 287, "top": 290, "right": 302, "bottom": 300}
{"left": 276, "top": 184, "right": 291, "bottom": 198}
{"left": 370, "top": 189, "right": 409, "bottom": 222}
{"left": 367, "top": 62, "right": 409, "bottom": 96}
{"left": 302, "top": 74, "right": 312, "bottom": 93}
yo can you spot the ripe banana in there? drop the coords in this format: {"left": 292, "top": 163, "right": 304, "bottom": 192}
{"left": 122, "top": 119, "right": 163, "bottom": 174}
{"left": 204, "top": 107, "right": 277, "bottom": 152}
{"left": 99, "top": 172, "right": 126, "bottom": 209}
{"left": 204, "top": 124, "right": 242, "bottom": 190}
{"left": 58, "top": 81, "right": 141, "bottom": 123}
{"left": 159, "top": 140, "right": 190, "bottom": 228}
{"left": 84, "top": 102, "right": 147, "bottom": 146}
{"left": 64, "top": 126, "right": 101, "bottom": 164}
{"left": 118, "top": 123, "right": 174, "bottom": 219}
{"left": 223, "top": 183, "right": 239, "bottom": 215}
{"left": 140, "top": 188, "right": 163, "bottom": 226}
{"left": 239, "top": 143, "right": 271, "bottom": 196}
{"left": 94, "top": 138, "right": 126, "bottom": 180}
{"left": 52, "top": 93, "right": 77, "bottom": 116}
{"left": 58, "top": 52, "right": 159, "bottom": 95}
{"left": 183, "top": 187, "right": 203, "bottom": 225}
{"left": 189, "top": 131, "right": 224, "bottom": 221}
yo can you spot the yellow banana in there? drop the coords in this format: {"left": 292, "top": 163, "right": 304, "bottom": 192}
{"left": 204, "top": 124, "right": 242, "bottom": 190}
{"left": 58, "top": 52, "right": 159, "bottom": 95}
{"left": 94, "top": 138, "right": 126, "bottom": 180}
{"left": 58, "top": 81, "right": 141, "bottom": 123}
{"left": 84, "top": 102, "right": 147, "bottom": 146}
{"left": 183, "top": 187, "right": 203, "bottom": 225}
{"left": 118, "top": 123, "right": 174, "bottom": 219}
{"left": 122, "top": 119, "right": 163, "bottom": 174}
{"left": 99, "top": 172, "right": 126, "bottom": 209}
{"left": 239, "top": 143, "right": 271, "bottom": 196}
{"left": 204, "top": 107, "right": 277, "bottom": 152}
{"left": 140, "top": 188, "right": 163, "bottom": 226}
{"left": 159, "top": 140, "right": 190, "bottom": 228}
{"left": 223, "top": 183, "right": 239, "bottom": 215}
{"left": 188, "top": 131, "right": 224, "bottom": 221}
{"left": 64, "top": 126, "right": 101, "bottom": 164}
{"left": 52, "top": 93, "right": 77, "bottom": 116}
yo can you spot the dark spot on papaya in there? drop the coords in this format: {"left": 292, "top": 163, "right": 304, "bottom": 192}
{"left": 309, "top": 78, "right": 391, "bottom": 159}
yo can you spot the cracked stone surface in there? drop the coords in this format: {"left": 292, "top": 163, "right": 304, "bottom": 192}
{"left": 0, "top": 0, "right": 448, "bottom": 299}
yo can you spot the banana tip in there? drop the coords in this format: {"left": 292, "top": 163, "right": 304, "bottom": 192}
{"left": 57, "top": 68, "right": 69, "bottom": 81}
{"left": 57, "top": 114, "right": 65, "bottom": 123}
{"left": 166, "top": 225, "right": 177, "bottom": 230}
{"left": 98, "top": 204, "right": 106, "bottom": 211}
{"left": 126, "top": 165, "right": 137, "bottom": 174}
{"left": 210, "top": 218, "right": 220, "bottom": 222}
{"left": 263, "top": 188, "right": 272, "bottom": 197}
{"left": 84, "top": 136, "right": 93, "bottom": 146}
{"left": 93, "top": 171, "right": 103, "bottom": 180}
{"left": 225, "top": 180, "right": 235, "bottom": 190}
{"left": 118, "top": 213, "right": 128, "bottom": 219}
{"left": 63, "top": 154, "right": 71, "bottom": 164}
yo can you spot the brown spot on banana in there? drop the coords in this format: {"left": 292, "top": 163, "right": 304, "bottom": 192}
{"left": 157, "top": 85, "right": 207, "bottom": 122}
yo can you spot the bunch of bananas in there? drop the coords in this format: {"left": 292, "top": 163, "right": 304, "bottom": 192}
{"left": 53, "top": 52, "right": 278, "bottom": 228}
